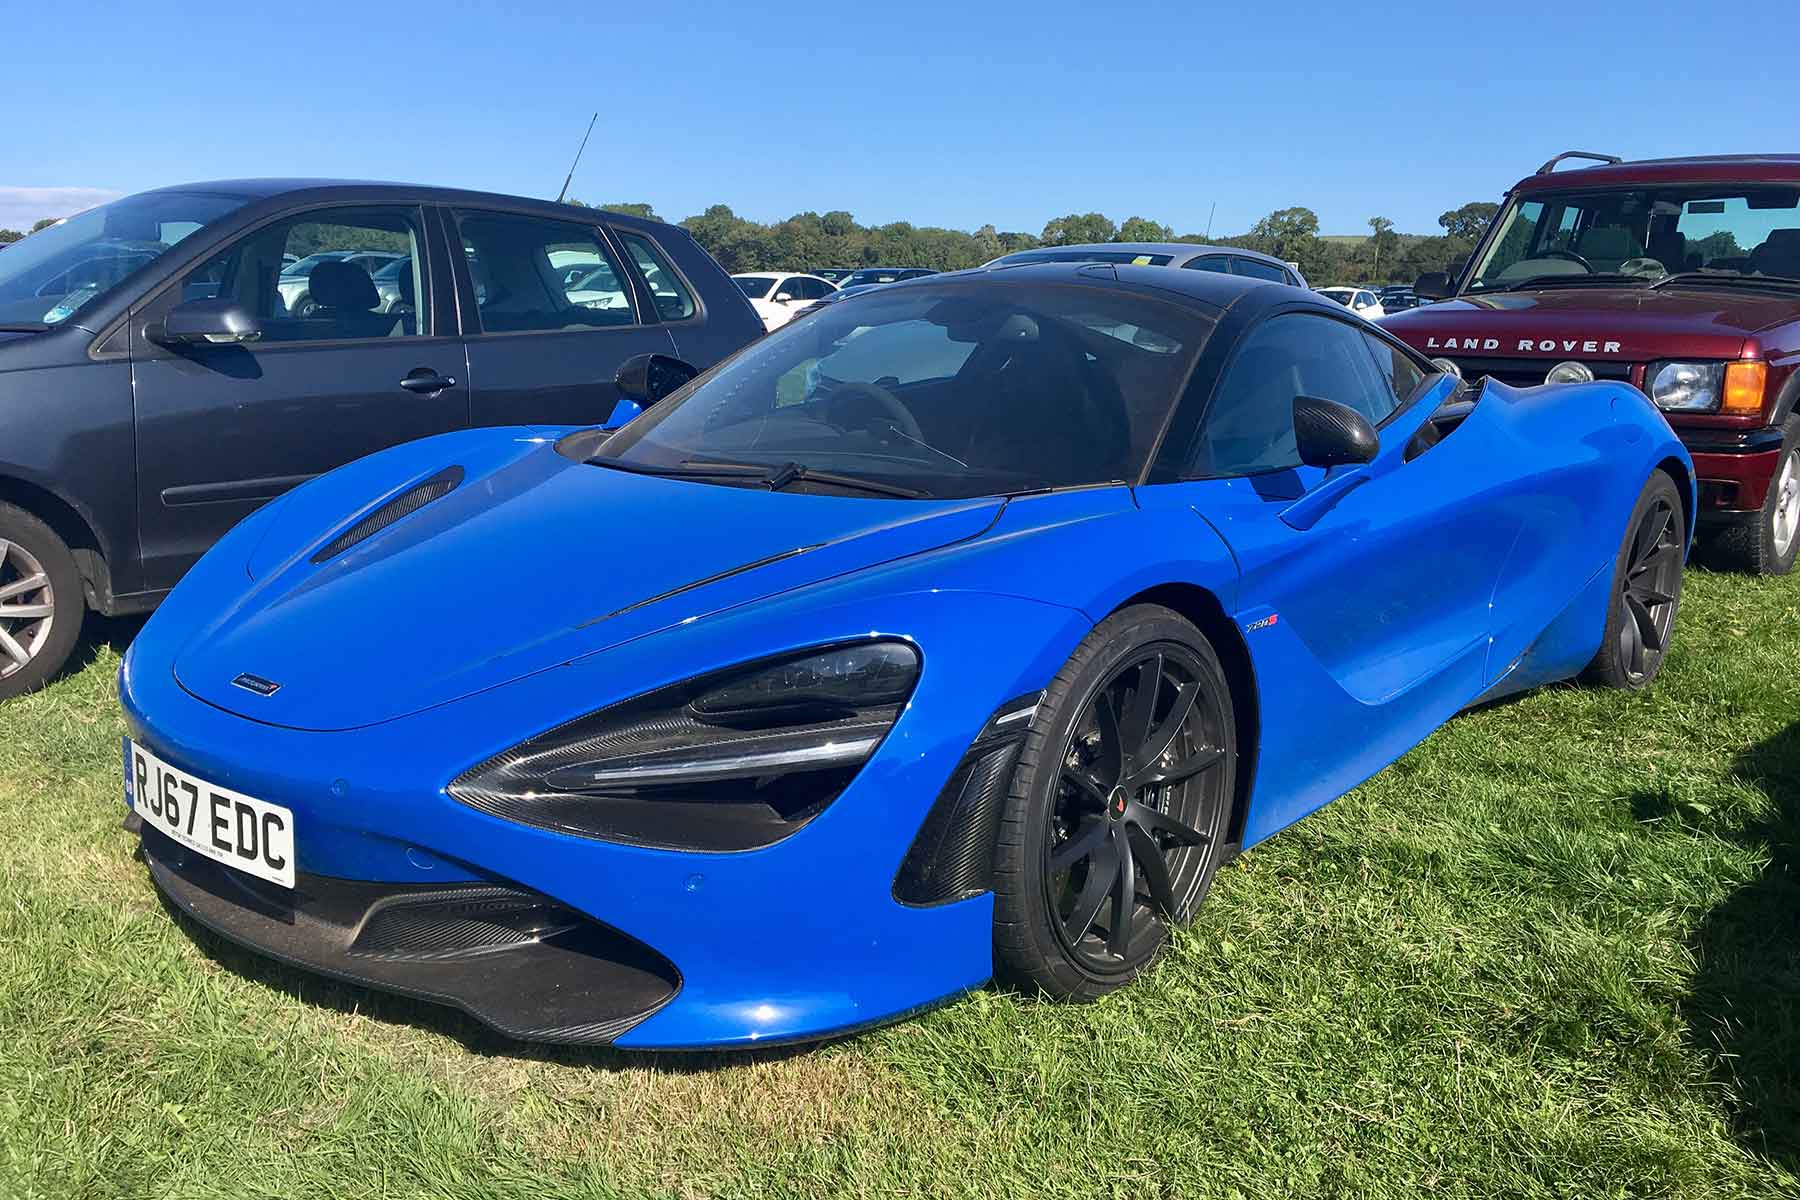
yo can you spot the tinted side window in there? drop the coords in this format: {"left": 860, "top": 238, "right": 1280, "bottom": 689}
{"left": 617, "top": 231, "right": 697, "bottom": 320}
{"left": 1187, "top": 313, "right": 1397, "bottom": 477}
{"left": 1362, "top": 331, "right": 1427, "bottom": 409}
{"left": 1231, "top": 256, "right": 1287, "bottom": 283}
{"left": 1183, "top": 255, "right": 1232, "bottom": 274}
{"left": 454, "top": 210, "right": 636, "bottom": 334}
{"left": 180, "top": 206, "right": 428, "bottom": 343}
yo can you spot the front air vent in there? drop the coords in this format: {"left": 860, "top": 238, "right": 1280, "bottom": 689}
{"left": 311, "top": 465, "right": 463, "bottom": 563}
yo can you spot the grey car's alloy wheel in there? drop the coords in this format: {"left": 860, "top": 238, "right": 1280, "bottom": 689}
{"left": 0, "top": 502, "right": 85, "bottom": 701}
{"left": 993, "top": 605, "right": 1236, "bottom": 1000}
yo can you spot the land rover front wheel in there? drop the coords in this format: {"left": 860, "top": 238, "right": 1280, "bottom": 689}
{"left": 0, "top": 502, "right": 85, "bottom": 701}
{"left": 1713, "top": 414, "right": 1800, "bottom": 576}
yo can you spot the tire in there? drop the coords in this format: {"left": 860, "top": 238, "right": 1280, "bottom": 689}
{"left": 0, "top": 502, "right": 86, "bottom": 701}
{"left": 1710, "top": 415, "right": 1800, "bottom": 576}
{"left": 1583, "top": 471, "right": 1685, "bottom": 690}
{"left": 993, "top": 604, "right": 1237, "bottom": 1000}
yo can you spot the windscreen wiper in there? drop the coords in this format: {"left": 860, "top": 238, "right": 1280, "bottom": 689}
{"left": 1649, "top": 271, "right": 1800, "bottom": 293}
{"left": 1475, "top": 273, "right": 1644, "bottom": 294}
{"left": 760, "top": 461, "right": 926, "bottom": 498}
{"left": 0, "top": 322, "right": 50, "bottom": 332}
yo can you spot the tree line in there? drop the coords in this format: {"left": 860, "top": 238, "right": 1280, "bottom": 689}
{"left": 575, "top": 198, "right": 1501, "bottom": 286}
{"left": 4, "top": 198, "right": 1503, "bottom": 288}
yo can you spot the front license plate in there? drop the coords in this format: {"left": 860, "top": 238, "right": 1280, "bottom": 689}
{"left": 126, "top": 738, "right": 295, "bottom": 889}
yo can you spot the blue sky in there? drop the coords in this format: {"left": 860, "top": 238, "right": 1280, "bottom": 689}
{"left": 7, "top": 0, "right": 1798, "bottom": 237}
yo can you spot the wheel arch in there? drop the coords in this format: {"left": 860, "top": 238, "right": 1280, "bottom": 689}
{"left": 1111, "top": 582, "right": 1259, "bottom": 849}
{"left": 0, "top": 471, "right": 111, "bottom": 612}
{"left": 1653, "top": 454, "right": 1696, "bottom": 543}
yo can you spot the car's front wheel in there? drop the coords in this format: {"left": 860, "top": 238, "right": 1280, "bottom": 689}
{"left": 1584, "top": 471, "right": 1686, "bottom": 689}
{"left": 0, "top": 502, "right": 85, "bottom": 701}
{"left": 992, "top": 605, "right": 1236, "bottom": 1000}
{"left": 1712, "top": 414, "right": 1799, "bottom": 576}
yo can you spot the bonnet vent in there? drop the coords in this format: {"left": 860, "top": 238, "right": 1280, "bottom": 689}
{"left": 311, "top": 466, "right": 464, "bottom": 564}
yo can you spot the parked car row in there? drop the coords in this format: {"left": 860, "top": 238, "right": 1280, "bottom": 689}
{"left": 9, "top": 153, "right": 1789, "bottom": 1054}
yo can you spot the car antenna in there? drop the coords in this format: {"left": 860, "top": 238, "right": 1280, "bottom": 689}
{"left": 555, "top": 112, "right": 599, "bottom": 205}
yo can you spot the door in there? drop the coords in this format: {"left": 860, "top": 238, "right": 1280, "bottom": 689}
{"left": 451, "top": 208, "right": 678, "bottom": 429}
{"left": 130, "top": 203, "right": 469, "bottom": 590}
{"left": 1176, "top": 311, "right": 1515, "bottom": 838}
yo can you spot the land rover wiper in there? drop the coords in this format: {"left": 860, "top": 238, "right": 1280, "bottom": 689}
{"left": 1476, "top": 273, "right": 1644, "bottom": 294}
{"left": 1649, "top": 271, "right": 1800, "bottom": 294}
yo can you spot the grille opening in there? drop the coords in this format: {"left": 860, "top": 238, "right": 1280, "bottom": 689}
{"left": 312, "top": 465, "right": 463, "bottom": 563}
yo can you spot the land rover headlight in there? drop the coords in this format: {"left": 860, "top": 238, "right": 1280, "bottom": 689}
{"left": 1545, "top": 361, "right": 1595, "bottom": 385}
{"left": 449, "top": 641, "right": 920, "bottom": 851}
{"left": 1647, "top": 361, "right": 1725, "bottom": 411}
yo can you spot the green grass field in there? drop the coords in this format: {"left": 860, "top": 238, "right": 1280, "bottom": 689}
{"left": 1, "top": 567, "right": 1796, "bottom": 1199}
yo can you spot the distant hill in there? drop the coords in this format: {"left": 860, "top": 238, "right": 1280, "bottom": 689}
{"left": 1318, "top": 233, "right": 1433, "bottom": 245}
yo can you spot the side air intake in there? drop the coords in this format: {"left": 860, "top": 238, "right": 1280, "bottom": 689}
{"left": 311, "top": 466, "right": 463, "bottom": 563}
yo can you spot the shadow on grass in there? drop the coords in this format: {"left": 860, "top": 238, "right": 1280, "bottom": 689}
{"left": 1667, "top": 722, "right": 1800, "bottom": 1168}
{"left": 147, "top": 875, "right": 835, "bottom": 1075}
{"left": 51, "top": 612, "right": 147, "bottom": 685}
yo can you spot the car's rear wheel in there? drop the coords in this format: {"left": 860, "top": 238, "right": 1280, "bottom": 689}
{"left": 0, "top": 503, "right": 85, "bottom": 701}
{"left": 1584, "top": 471, "right": 1685, "bottom": 690}
{"left": 993, "top": 605, "right": 1236, "bottom": 999}
{"left": 1712, "top": 415, "right": 1799, "bottom": 576}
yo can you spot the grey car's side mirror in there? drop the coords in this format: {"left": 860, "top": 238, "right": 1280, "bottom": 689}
{"left": 1413, "top": 272, "right": 1453, "bottom": 300}
{"left": 614, "top": 352, "right": 697, "bottom": 407}
{"left": 149, "top": 299, "right": 262, "bottom": 347}
{"left": 1294, "top": 396, "right": 1378, "bottom": 469}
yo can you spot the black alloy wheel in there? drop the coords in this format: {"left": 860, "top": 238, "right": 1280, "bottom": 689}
{"left": 1585, "top": 471, "right": 1685, "bottom": 690}
{"left": 993, "top": 605, "right": 1236, "bottom": 999}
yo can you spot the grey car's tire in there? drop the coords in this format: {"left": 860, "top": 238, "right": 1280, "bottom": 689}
{"left": 1584, "top": 471, "right": 1685, "bottom": 690}
{"left": 0, "top": 502, "right": 85, "bottom": 701}
{"left": 1711, "top": 415, "right": 1800, "bottom": 576}
{"left": 993, "top": 604, "right": 1236, "bottom": 1000}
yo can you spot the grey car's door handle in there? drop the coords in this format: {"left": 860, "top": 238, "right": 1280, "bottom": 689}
{"left": 399, "top": 370, "right": 456, "bottom": 394}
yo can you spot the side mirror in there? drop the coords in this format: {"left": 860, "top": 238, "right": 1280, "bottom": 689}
{"left": 773, "top": 292, "right": 794, "bottom": 303}
{"left": 1294, "top": 396, "right": 1378, "bottom": 469}
{"left": 613, "top": 352, "right": 697, "bottom": 407}
{"left": 149, "top": 299, "right": 261, "bottom": 346}
{"left": 1413, "top": 272, "right": 1453, "bottom": 300}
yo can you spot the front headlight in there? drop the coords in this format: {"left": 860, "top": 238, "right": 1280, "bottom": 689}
{"left": 1647, "top": 361, "right": 1725, "bottom": 412}
{"left": 448, "top": 641, "right": 919, "bottom": 851}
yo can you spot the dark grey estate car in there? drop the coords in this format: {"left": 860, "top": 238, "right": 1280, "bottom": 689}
{"left": 0, "top": 180, "right": 763, "bottom": 697}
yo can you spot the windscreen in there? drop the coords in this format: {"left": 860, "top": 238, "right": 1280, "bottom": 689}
{"left": 1469, "top": 186, "right": 1800, "bottom": 289}
{"left": 597, "top": 281, "right": 1213, "bottom": 499}
{"left": 0, "top": 190, "right": 249, "bottom": 326}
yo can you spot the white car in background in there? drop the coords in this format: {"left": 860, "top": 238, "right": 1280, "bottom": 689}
{"left": 733, "top": 272, "right": 838, "bottom": 330}
{"left": 1316, "top": 286, "right": 1386, "bottom": 319}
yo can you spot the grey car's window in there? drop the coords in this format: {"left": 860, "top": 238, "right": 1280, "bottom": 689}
{"left": 178, "top": 206, "right": 429, "bottom": 342}
{"left": 455, "top": 210, "right": 635, "bottom": 332}
{"left": 1183, "top": 255, "right": 1233, "bottom": 274}
{"left": 617, "top": 231, "right": 697, "bottom": 320}
{"left": 1230, "top": 256, "right": 1287, "bottom": 283}
{"left": 1188, "top": 313, "right": 1396, "bottom": 477}
{"left": 0, "top": 190, "right": 249, "bottom": 326}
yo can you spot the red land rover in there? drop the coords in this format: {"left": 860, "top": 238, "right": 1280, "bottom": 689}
{"left": 1384, "top": 151, "right": 1800, "bottom": 574}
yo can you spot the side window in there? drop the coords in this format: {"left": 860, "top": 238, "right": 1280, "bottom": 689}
{"left": 1361, "top": 332, "right": 1427, "bottom": 409}
{"left": 454, "top": 210, "right": 636, "bottom": 334}
{"left": 1230, "top": 256, "right": 1287, "bottom": 283}
{"left": 177, "top": 206, "right": 428, "bottom": 343}
{"left": 1187, "top": 313, "right": 1397, "bottom": 477}
{"left": 1183, "top": 255, "right": 1232, "bottom": 274}
{"left": 792, "top": 276, "right": 829, "bottom": 300}
{"left": 616, "top": 231, "right": 697, "bottom": 321}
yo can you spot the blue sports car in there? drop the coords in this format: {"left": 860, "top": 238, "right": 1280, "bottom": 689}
{"left": 120, "top": 264, "right": 1692, "bottom": 1049}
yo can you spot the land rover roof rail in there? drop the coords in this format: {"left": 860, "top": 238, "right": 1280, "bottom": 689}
{"left": 1535, "top": 150, "right": 1624, "bottom": 175}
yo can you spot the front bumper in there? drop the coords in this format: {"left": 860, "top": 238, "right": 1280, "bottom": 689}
{"left": 1680, "top": 426, "right": 1784, "bottom": 519}
{"left": 121, "top": 581, "right": 1087, "bottom": 1049}
{"left": 139, "top": 822, "right": 679, "bottom": 1044}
